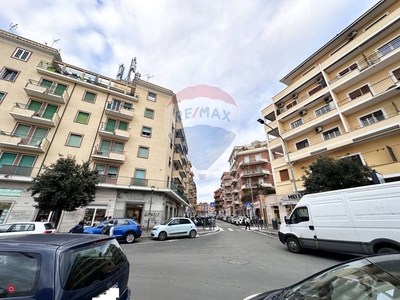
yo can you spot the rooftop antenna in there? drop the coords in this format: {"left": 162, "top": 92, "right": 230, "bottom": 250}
{"left": 124, "top": 57, "right": 137, "bottom": 84}
{"left": 144, "top": 74, "right": 154, "bottom": 81}
{"left": 9, "top": 23, "right": 18, "bottom": 33}
{"left": 51, "top": 38, "right": 60, "bottom": 47}
{"left": 116, "top": 63, "right": 125, "bottom": 81}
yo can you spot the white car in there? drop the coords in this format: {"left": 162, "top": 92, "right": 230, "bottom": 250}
{"left": 0, "top": 221, "right": 56, "bottom": 236}
{"left": 151, "top": 217, "right": 197, "bottom": 241}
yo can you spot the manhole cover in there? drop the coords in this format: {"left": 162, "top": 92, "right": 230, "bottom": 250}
{"left": 227, "top": 258, "right": 250, "bottom": 265}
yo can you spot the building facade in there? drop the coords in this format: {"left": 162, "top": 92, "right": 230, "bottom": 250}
{"left": 259, "top": 0, "right": 400, "bottom": 222}
{"left": 0, "top": 29, "right": 196, "bottom": 231}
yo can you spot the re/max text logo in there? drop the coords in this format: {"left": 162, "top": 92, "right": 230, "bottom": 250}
{"left": 181, "top": 107, "right": 231, "bottom": 122}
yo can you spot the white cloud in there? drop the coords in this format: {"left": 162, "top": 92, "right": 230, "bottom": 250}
{"left": 0, "top": 0, "right": 379, "bottom": 203}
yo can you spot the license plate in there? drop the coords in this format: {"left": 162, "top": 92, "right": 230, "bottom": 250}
{"left": 92, "top": 283, "right": 119, "bottom": 300}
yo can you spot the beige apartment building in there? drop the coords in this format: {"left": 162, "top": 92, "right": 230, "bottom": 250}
{"left": 259, "top": 0, "right": 400, "bottom": 222}
{"left": 0, "top": 29, "right": 195, "bottom": 231}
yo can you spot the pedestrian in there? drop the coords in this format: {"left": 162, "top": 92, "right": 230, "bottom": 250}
{"left": 69, "top": 220, "right": 85, "bottom": 233}
{"left": 245, "top": 216, "right": 251, "bottom": 230}
{"left": 102, "top": 220, "right": 114, "bottom": 236}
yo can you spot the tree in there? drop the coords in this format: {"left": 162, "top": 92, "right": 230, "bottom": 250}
{"left": 28, "top": 155, "right": 99, "bottom": 212}
{"left": 301, "top": 156, "right": 372, "bottom": 194}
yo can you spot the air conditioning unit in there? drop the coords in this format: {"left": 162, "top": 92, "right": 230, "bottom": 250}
{"left": 292, "top": 93, "right": 298, "bottom": 99}
{"left": 314, "top": 126, "right": 323, "bottom": 133}
{"left": 316, "top": 77, "right": 323, "bottom": 83}
{"left": 324, "top": 96, "right": 333, "bottom": 103}
{"left": 278, "top": 102, "right": 285, "bottom": 108}
{"left": 347, "top": 30, "right": 357, "bottom": 39}
{"left": 299, "top": 109, "right": 307, "bottom": 116}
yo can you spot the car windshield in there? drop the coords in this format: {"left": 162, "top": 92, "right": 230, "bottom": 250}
{"left": 278, "top": 258, "right": 400, "bottom": 300}
{"left": 161, "top": 218, "right": 173, "bottom": 225}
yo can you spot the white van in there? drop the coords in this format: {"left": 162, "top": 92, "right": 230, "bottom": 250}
{"left": 278, "top": 182, "right": 400, "bottom": 255}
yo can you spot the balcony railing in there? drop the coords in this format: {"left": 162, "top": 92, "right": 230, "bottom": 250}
{"left": 0, "top": 131, "right": 50, "bottom": 153}
{"left": 24, "top": 79, "right": 69, "bottom": 104}
{"left": 10, "top": 102, "right": 61, "bottom": 127}
{"left": 0, "top": 165, "right": 34, "bottom": 177}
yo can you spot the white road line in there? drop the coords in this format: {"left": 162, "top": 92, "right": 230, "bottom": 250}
{"left": 227, "top": 228, "right": 234, "bottom": 231}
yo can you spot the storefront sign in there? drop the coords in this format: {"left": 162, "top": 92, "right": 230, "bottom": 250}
{"left": 282, "top": 193, "right": 303, "bottom": 201}
{"left": 0, "top": 188, "right": 23, "bottom": 197}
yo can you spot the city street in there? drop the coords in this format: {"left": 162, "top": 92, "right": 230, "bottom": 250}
{"left": 122, "top": 221, "right": 355, "bottom": 300}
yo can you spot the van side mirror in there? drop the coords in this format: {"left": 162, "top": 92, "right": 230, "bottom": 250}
{"left": 284, "top": 216, "right": 289, "bottom": 224}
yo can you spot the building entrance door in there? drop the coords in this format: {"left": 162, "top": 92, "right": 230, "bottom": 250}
{"left": 125, "top": 203, "right": 143, "bottom": 224}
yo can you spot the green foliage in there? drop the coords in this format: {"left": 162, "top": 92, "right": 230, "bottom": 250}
{"left": 28, "top": 155, "right": 99, "bottom": 212}
{"left": 301, "top": 156, "right": 372, "bottom": 194}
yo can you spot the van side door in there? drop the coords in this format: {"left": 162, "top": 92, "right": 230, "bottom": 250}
{"left": 288, "top": 206, "right": 317, "bottom": 249}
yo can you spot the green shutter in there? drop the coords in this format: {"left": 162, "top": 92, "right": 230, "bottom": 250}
{"left": 27, "top": 101, "right": 42, "bottom": 113}
{"left": 96, "top": 164, "right": 105, "bottom": 174}
{"left": 145, "top": 109, "right": 154, "bottom": 118}
{"left": 0, "top": 92, "right": 5, "bottom": 102}
{"left": 67, "top": 134, "right": 82, "bottom": 147}
{"left": 134, "top": 169, "right": 145, "bottom": 179}
{"left": 14, "top": 125, "right": 30, "bottom": 138}
{"left": 118, "top": 121, "right": 128, "bottom": 131}
{"left": 0, "top": 153, "right": 17, "bottom": 167}
{"left": 76, "top": 112, "right": 89, "bottom": 124}
{"left": 19, "top": 155, "right": 35, "bottom": 167}
{"left": 138, "top": 147, "right": 148, "bottom": 158}
{"left": 100, "top": 140, "right": 111, "bottom": 155}
{"left": 29, "top": 128, "right": 47, "bottom": 146}
{"left": 123, "top": 102, "right": 132, "bottom": 110}
{"left": 105, "top": 119, "right": 116, "bottom": 132}
{"left": 113, "top": 142, "right": 123, "bottom": 154}
{"left": 40, "top": 79, "right": 53, "bottom": 89}
{"left": 84, "top": 92, "right": 96, "bottom": 103}
{"left": 42, "top": 104, "right": 58, "bottom": 119}
{"left": 54, "top": 84, "right": 67, "bottom": 96}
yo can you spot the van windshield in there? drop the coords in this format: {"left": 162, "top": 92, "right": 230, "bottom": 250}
{"left": 59, "top": 239, "right": 127, "bottom": 291}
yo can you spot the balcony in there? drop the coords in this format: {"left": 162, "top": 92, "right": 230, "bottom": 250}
{"left": 24, "top": 79, "right": 69, "bottom": 104}
{"left": 229, "top": 167, "right": 237, "bottom": 176}
{"left": 10, "top": 103, "right": 60, "bottom": 127}
{"left": 0, "top": 165, "right": 34, "bottom": 177}
{"left": 98, "top": 123, "right": 130, "bottom": 141}
{"left": 105, "top": 102, "right": 134, "bottom": 121}
{"left": 91, "top": 149, "right": 126, "bottom": 163}
{"left": 239, "top": 169, "right": 270, "bottom": 178}
{"left": 239, "top": 158, "right": 269, "bottom": 168}
{"left": 0, "top": 131, "right": 49, "bottom": 153}
{"left": 37, "top": 60, "right": 139, "bottom": 102}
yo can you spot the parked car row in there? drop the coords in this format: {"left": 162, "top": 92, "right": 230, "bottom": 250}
{"left": 0, "top": 222, "right": 56, "bottom": 236}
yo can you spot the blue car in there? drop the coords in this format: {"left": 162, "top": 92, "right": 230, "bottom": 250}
{"left": 0, "top": 234, "right": 131, "bottom": 299}
{"left": 84, "top": 218, "right": 142, "bottom": 243}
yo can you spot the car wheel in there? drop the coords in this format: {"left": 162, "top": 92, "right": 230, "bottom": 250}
{"left": 286, "top": 237, "right": 302, "bottom": 253}
{"left": 124, "top": 232, "right": 136, "bottom": 244}
{"left": 377, "top": 247, "right": 398, "bottom": 254}
{"left": 158, "top": 231, "right": 167, "bottom": 241}
{"left": 189, "top": 230, "right": 197, "bottom": 238}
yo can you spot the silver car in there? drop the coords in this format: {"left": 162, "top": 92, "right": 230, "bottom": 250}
{"left": 151, "top": 217, "right": 197, "bottom": 241}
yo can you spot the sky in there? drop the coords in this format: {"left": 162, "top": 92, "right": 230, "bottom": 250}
{"left": 0, "top": 0, "right": 379, "bottom": 203}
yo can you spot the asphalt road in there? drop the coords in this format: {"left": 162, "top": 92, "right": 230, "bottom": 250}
{"left": 122, "top": 220, "right": 356, "bottom": 300}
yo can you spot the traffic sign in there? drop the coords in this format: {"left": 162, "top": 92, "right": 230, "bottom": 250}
{"left": 210, "top": 202, "right": 215, "bottom": 207}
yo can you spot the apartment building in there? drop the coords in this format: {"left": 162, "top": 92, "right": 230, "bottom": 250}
{"left": 0, "top": 29, "right": 195, "bottom": 231}
{"left": 259, "top": 0, "right": 400, "bottom": 220}
{"left": 214, "top": 141, "right": 276, "bottom": 221}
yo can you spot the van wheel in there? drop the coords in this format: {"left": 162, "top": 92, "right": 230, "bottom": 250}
{"left": 377, "top": 247, "right": 398, "bottom": 254}
{"left": 158, "top": 231, "right": 167, "bottom": 241}
{"left": 286, "top": 237, "right": 302, "bottom": 253}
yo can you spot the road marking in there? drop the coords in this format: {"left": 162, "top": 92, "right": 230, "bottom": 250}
{"left": 228, "top": 228, "right": 234, "bottom": 231}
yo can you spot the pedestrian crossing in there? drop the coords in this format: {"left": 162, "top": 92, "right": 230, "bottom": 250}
{"left": 220, "top": 227, "right": 248, "bottom": 232}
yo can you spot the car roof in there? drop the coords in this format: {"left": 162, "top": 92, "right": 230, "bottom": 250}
{"left": 0, "top": 233, "right": 114, "bottom": 249}
{"left": 1, "top": 221, "right": 51, "bottom": 224}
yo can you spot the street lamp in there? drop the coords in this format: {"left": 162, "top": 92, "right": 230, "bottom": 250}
{"left": 146, "top": 186, "right": 155, "bottom": 232}
{"left": 257, "top": 118, "right": 298, "bottom": 194}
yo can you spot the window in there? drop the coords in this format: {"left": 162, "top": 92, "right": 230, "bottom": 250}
{"left": 75, "top": 112, "right": 90, "bottom": 124}
{"left": 147, "top": 92, "right": 156, "bottom": 101}
{"left": 323, "top": 127, "right": 341, "bottom": 141}
{"left": 348, "top": 85, "right": 370, "bottom": 100}
{"left": 290, "top": 207, "right": 309, "bottom": 224}
{"left": 112, "top": 142, "right": 124, "bottom": 154}
{"left": 286, "top": 100, "right": 297, "bottom": 110}
{"left": 141, "top": 126, "right": 152, "bottom": 137}
{"left": 315, "top": 103, "right": 333, "bottom": 116}
{"left": 12, "top": 48, "right": 31, "bottom": 61}
{"left": 338, "top": 63, "right": 358, "bottom": 77}
{"left": 0, "top": 91, "right": 6, "bottom": 104}
{"left": 308, "top": 85, "right": 323, "bottom": 96}
{"left": 118, "top": 121, "right": 128, "bottom": 131}
{"left": 39, "top": 79, "right": 67, "bottom": 96}
{"left": 290, "top": 119, "right": 303, "bottom": 129}
{"left": 107, "top": 99, "right": 121, "bottom": 111}
{"left": 0, "top": 68, "right": 19, "bottom": 81}
{"left": 295, "top": 139, "right": 309, "bottom": 150}
{"left": 360, "top": 110, "right": 385, "bottom": 126}
{"left": 134, "top": 169, "right": 146, "bottom": 179}
{"left": 345, "top": 154, "right": 364, "bottom": 166}
{"left": 107, "top": 166, "right": 118, "bottom": 179}
{"left": 96, "top": 164, "right": 105, "bottom": 175}
{"left": 83, "top": 91, "right": 96, "bottom": 103}
{"left": 145, "top": 108, "right": 154, "bottom": 119}
{"left": 138, "top": 146, "right": 149, "bottom": 158}
{"left": 393, "top": 68, "right": 400, "bottom": 81}
{"left": 123, "top": 102, "right": 132, "bottom": 110}
{"left": 66, "top": 134, "right": 83, "bottom": 147}
{"left": 377, "top": 35, "right": 400, "bottom": 57}
{"left": 279, "top": 169, "right": 289, "bottom": 181}
{"left": 0, "top": 153, "right": 36, "bottom": 176}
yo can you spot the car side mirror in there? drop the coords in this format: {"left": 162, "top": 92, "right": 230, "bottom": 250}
{"left": 284, "top": 216, "right": 289, "bottom": 224}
